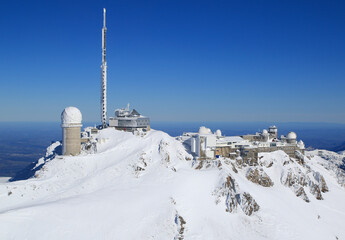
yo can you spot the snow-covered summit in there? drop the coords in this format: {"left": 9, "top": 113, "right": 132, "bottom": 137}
{"left": 0, "top": 128, "right": 345, "bottom": 240}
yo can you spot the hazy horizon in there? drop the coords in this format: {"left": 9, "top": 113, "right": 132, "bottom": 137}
{"left": 1, "top": 121, "right": 345, "bottom": 177}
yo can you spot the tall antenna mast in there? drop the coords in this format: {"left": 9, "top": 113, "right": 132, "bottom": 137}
{"left": 101, "top": 8, "right": 107, "bottom": 128}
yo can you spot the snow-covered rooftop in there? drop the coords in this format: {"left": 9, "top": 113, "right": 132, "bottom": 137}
{"left": 61, "top": 106, "right": 82, "bottom": 127}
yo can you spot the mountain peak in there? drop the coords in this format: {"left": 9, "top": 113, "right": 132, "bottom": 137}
{"left": 1, "top": 128, "right": 345, "bottom": 240}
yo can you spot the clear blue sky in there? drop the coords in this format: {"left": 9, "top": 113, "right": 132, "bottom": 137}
{"left": 0, "top": 0, "right": 344, "bottom": 123}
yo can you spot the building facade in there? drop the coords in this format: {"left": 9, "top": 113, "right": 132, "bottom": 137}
{"left": 109, "top": 104, "right": 150, "bottom": 132}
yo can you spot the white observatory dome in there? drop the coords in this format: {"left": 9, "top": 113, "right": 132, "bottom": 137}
{"left": 199, "top": 126, "right": 211, "bottom": 135}
{"left": 61, "top": 106, "right": 82, "bottom": 127}
{"left": 298, "top": 140, "right": 305, "bottom": 148}
{"left": 215, "top": 129, "right": 222, "bottom": 137}
{"left": 262, "top": 129, "right": 269, "bottom": 135}
{"left": 287, "top": 131, "right": 297, "bottom": 140}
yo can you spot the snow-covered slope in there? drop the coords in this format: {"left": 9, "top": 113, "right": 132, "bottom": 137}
{"left": 0, "top": 128, "right": 345, "bottom": 240}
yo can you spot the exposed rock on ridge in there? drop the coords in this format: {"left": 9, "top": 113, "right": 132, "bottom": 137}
{"left": 246, "top": 167, "right": 274, "bottom": 187}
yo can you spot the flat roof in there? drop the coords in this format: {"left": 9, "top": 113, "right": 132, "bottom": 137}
{"left": 218, "top": 136, "right": 244, "bottom": 143}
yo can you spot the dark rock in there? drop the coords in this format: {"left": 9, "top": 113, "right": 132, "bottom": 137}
{"left": 246, "top": 168, "right": 274, "bottom": 187}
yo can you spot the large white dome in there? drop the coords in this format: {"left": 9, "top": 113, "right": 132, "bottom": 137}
{"left": 287, "top": 131, "right": 297, "bottom": 140}
{"left": 199, "top": 126, "right": 211, "bottom": 135}
{"left": 61, "top": 106, "right": 82, "bottom": 126}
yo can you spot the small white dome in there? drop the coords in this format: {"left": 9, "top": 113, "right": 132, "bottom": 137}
{"left": 262, "top": 129, "right": 268, "bottom": 135}
{"left": 287, "top": 131, "right": 297, "bottom": 140}
{"left": 199, "top": 126, "right": 210, "bottom": 135}
{"left": 298, "top": 140, "right": 305, "bottom": 147}
{"left": 215, "top": 129, "right": 222, "bottom": 137}
{"left": 61, "top": 106, "right": 82, "bottom": 126}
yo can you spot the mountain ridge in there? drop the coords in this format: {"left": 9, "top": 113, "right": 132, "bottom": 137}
{"left": 0, "top": 128, "right": 344, "bottom": 240}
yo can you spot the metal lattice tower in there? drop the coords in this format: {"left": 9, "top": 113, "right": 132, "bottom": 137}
{"left": 101, "top": 8, "right": 108, "bottom": 128}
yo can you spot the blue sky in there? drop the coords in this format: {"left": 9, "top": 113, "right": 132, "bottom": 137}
{"left": 0, "top": 0, "right": 344, "bottom": 123}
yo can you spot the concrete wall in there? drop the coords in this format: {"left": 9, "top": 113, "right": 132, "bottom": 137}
{"left": 242, "top": 135, "right": 264, "bottom": 142}
{"left": 214, "top": 145, "right": 304, "bottom": 161}
{"left": 62, "top": 127, "right": 81, "bottom": 156}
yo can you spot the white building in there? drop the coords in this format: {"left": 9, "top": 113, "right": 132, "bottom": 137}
{"left": 109, "top": 104, "right": 150, "bottom": 132}
{"left": 181, "top": 126, "right": 305, "bottom": 160}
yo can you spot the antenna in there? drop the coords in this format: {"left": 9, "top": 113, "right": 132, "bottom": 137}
{"left": 103, "top": 8, "right": 106, "bottom": 27}
{"left": 101, "top": 8, "right": 108, "bottom": 128}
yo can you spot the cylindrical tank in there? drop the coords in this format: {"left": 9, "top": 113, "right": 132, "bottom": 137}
{"left": 61, "top": 106, "right": 82, "bottom": 156}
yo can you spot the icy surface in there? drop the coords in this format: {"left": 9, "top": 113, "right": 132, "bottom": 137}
{"left": 0, "top": 128, "right": 345, "bottom": 240}
{"left": 61, "top": 106, "right": 82, "bottom": 124}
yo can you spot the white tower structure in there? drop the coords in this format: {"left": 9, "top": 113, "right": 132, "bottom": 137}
{"left": 101, "top": 8, "right": 108, "bottom": 128}
{"left": 61, "top": 107, "right": 82, "bottom": 156}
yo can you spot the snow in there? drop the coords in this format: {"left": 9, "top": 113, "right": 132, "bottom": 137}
{"left": 0, "top": 128, "right": 344, "bottom": 240}
{"left": 219, "top": 136, "right": 244, "bottom": 143}
{"left": 61, "top": 106, "right": 82, "bottom": 125}
{"left": 0, "top": 177, "right": 10, "bottom": 183}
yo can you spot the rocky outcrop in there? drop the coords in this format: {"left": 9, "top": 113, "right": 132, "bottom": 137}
{"left": 132, "top": 152, "right": 149, "bottom": 177}
{"left": 281, "top": 166, "right": 329, "bottom": 201}
{"left": 295, "top": 150, "right": 305, "bottom": 165}
{"left": 281, "top": 168, "right": 307, "bottom": 187}
{"left": 246, "top": 168, "right": 274, "bottom": 187}
{"left": 159, "top": 140, "right": 171, "bottom": 164}
{"left": 193, "top": 160, "right": 222, "bottom": 170}
{"left": 281, "top": 167, "right": 309, "bottom": 202}
{"left": 305, "top": 171, "right": 328, "bottom": 200}
{"left": 214, "top": 175, "right": 260, "bottom": 216}
{"left": 239, "top": 192, "right": 260, "bottom": 216}
{"left": 244, "top": 157, "right": 258, "bottom": 167}
{"left": 307, "top": 150, "right": 345, "bottom": 188}
{"left": 174, "top": 212, "right": 186, "bottom": 240}
{"left": 235, "top": 156, "right": 244, "bottom": 168}
{"left": 308, "top": 183, "right": 323, "bottom": 200}
{"left": 313, "top": 172, "right": 328, "bottom": 193}
{"left": 294, "top": 186, "right": 310, "bottom": 202}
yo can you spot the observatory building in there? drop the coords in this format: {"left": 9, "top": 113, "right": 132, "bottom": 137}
{"left": 61, "top": 107, "right": 82, "bottom": 156}
{"left": 180, "top": 126, "right": 305, "bottom": 161}
{"left": 109, "top": 104, "right": 150, "bottom": 132}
